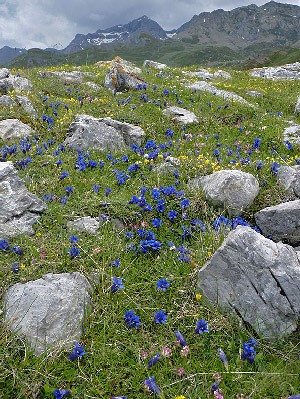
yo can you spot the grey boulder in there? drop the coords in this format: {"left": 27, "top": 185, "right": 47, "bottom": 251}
{"left": 198, "top": 226, "right": 300, "bottom": 338}
{"left": 0, "top": 68, "right": 10, "bottom": 79}
{"left": 163, "top": 106, "right": 198, "bottom": 124}
{"left": 64, "top": 114, "right": 145, "bottom": 152}
{"left": 0, "top": 95, "right": 16, "bottom": 107}
{"left": 277, "top": 165, "right": 300, "bottom": 197}
{"left": 255, "top": 200, "right": 300, "bottom": 246}
{"left": 185, "top": 80, "right": 254, "bottom": 107}
{"left": 295, "top": 95, "right": 300, "bottom": 114}
{"left": 0, "top": 76, "right": 32, "bottom": 93}
{"left": 283, "top": 123, "right": 300, "bottom": 145}
{"left": 67, "top": 216, "right": 100, "bottom": 235}
{"left": 3, "top": 272, "right": 92, "bottom": 355}
{"left": 189, "top": 169, "right": 259, "bottom": 215}
{"left": 143, "top": 60, "right": 168, "bottom": 69}
{"left": 15, "top": 95, "right": 38, "bottom": 117}
{"left": 249, "top": 62, "right": 300, "bottom": 80}
{"left": 0, "top": 118, "right": 34, "bottom": 140}
{"left": 0, "top": 162, "right": 46, "bottom": 239}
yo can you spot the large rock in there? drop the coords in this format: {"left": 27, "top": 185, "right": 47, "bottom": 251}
{"left": 295, "top": 95, "right": 300, "bottom": 114}
{"left": 283, "top": 123, "right": 300, "bottom": 145}
{"left": 255, "top": 200, "right": 300, "bottom": 246}
{"left": 249, "top": 63, "right": 300, "bottom": 80}
{"left": 143, "top": 60, "right": 167, "bottom": 69}
{"left": 0, "top": 68, "right": 10, "bottom": 79}
{"left": 278, "top": 166, "right": 300, "bottom": 198}
{"left": 104, "top": 57, "right": 144, "bottom": 91}
{"left": 42, "top": 70, "right": 92, "bottom": 83}
{"left": 3, "top": 272, "right": 92, "bottom": 355}
{"left": 185, "top": 81, "right": 254, "bottom": 107}
{"left": 0, "top": 76, "right": 32, "bottom": 93}
{"left": 198, "top": 226, "right": 300, "bottom": 338}
{"left": 0, "top": 95, "right": 16, "bottom": 107}
{"left": 0, "top": 162, "right": 46, "bottom": 239}
{"left": 64, "top": 114, "right": 145, "bottom": 151}
{"left": 163, "top": 106, "right": 198, "bottom": 124}
{"left": 0, "top": 119, "right": 34, "bottom": 140}
{"left": 189, "top": 170, "right": 259, "bottom": 215}
{"left": 67, "top": 216, "right": 100, "bottom": 235}
{"left": 15, "top": 95, "right": 37, "bottom": 117}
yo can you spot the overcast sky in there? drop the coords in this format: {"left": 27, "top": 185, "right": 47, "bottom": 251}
{"left": 0, "top": 0, "right": 299, "bottom": 49}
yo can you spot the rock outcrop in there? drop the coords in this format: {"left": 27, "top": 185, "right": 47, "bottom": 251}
{"left": 4, "top": 272, "right": 92, "bottom": 355}
{"left": 0, "top": 162, "right": 46, "bottom": 239}
{"left": 198, "top": 226, "right": 300, "bottom": 338}
{"left": 64, "top": 114, "right": 145, "bottom": 151}
{"left": 189, "top": 170, "right": 259, "bottom": 215}
{"left": 0, "top": 119, "right": 34, "bottom": 140}
{"left": 162, "top": 106, "right": 198, "bottom": 124}
{"left": 255, "top": 200, "right": 300, "bottom": 246}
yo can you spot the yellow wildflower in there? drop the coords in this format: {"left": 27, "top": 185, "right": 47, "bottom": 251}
{"left": 195, "top": 293, "right": 202, "bottom": 300}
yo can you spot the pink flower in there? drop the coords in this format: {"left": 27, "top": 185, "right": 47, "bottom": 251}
{"left": 214, "top": 389, "right": 224, "bottom": 399}
{"left": 180, "top": 345, "right": 189, "bottom": 357}
{"left": 140, "top": 350, "right": 148, "bottom": 360}
{"left": 176, "top": 367, "right": 185, "bottom": 378}
{"left": 162, "top": 345, "right": 172, "bottom": 358}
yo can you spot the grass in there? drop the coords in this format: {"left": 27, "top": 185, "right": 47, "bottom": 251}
{"left": 0, "top": 61, "right": 300, "bottom": 399}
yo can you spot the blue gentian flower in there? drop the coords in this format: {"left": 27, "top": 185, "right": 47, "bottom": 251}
{"left": 68, "top": 245, "right": 80, "bottom": 259}
{"left": 111, "top": 277, "right": 125, "bottom": 294}
{"left": 59, "top": 171, "right": 69, "bottom": 180}
{"left": 111, "top": 397, "right": 127, "bottom": 399}
{"left": 11, "top": 246, "right": 23, "bottom": 256}
{"left": 93, "top": 185, "right": 100, "bottom": 193}
{"left": 70, "top": 235, "right": 79, "bottom": 243}
{"left": 140, "top": 239, "right": 161, "bottom": 253}
{"left": 105, "top": 187, "right": 112, "bottom": 197}
{"left": 218, "top": 348, "right": 228, "bottom": 367}
{"left": 0, "top": 240, "right": 10, "bottom": 251}
{"left": 68, "top": 343, "right": 87, "bottom": 361}
{"left": 53, "top": 388, "right": 70, "bottom": 399}
{"left": 151, "top": 188, "right": 161, "bottom": 200}
{"left": 124, "top": 310, "right": 141, "bottom": 329}
{"left": 12, "top": 262, "right": 20, "bottom": 273}
{"left": 156, "top": 278, "right": 170, "bottom": 291}
{"left": 154, "top": 310, "right": 168, "bottom": 324}
{"left": 155, "top": 199, "right": 165, "bottom": 213}
{"left": 180, "top": 198, "right": 190, "bottom": 209}
{"left": 211, "top": 381, "right": 219, "bottom": 394}
{"left": 175, "top": 331, "right": 187, "bottom": 347}
{"left": 144, "top": 376, "right": 160, "bottom": 395}
{"left": 109, "top": 258, "right": 121, "bottom": 267}
{"left": 168, "top": 210, "right": 178, "bottom": 222}
{"left": 253, "top": 138, "right": 261, "bottom": 149}
{"left": 152, "top": 218, "right": 162, "bottom": 228}
{"left": 65, "top": 186, "right": 73, "bottom": 195}
{"left": 285, "top": 140, "right": 293, "bottom": 150}
{"left": 147, "top": 353, "right": 160, "bottom": 368}
{"left": 241, "top": 338, "right": 258, "bottom": 364}
{"left": 61, "top": 195, "right": 68, "bottom": 204}
{"left": 270, "top": 162, "right": 280, "bottom": 175}
{"left": 195, "top": 318, "right": 209, "bottom": 334}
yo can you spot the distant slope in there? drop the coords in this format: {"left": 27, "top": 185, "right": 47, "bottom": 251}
{"left": 7, "top": 34, "right": 243, "bottom": 68}
{"left": 0, "top": 46, "right": 27, "bottom": 66}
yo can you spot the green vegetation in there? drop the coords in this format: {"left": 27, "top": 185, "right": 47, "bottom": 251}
{"left": 0, "top": 61, "right": 300, "bottom": 398}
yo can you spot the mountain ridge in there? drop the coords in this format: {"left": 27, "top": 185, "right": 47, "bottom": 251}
{"left": 1, "top": 1, "right": 300, "bottom": 67}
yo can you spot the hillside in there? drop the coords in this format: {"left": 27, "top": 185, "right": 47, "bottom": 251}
{"left": 0, "top": 58, "right": 300, "bottom": 399}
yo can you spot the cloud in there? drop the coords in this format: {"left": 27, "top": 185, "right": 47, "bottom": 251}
{"left": 0, "top": 0, "right": 299, "bottom": 49}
